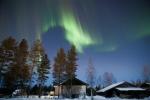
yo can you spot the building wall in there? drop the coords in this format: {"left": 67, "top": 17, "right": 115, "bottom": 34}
{"left": 54, "top": 85, "right": 86, "bottom": 96}
{"left": 54, "top": 85, "right": 62, "bottom": 96}
{"left": 62, "top": 85, "right": 86, "bottom": 95}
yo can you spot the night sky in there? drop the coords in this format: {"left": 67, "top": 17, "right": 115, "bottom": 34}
{"left": 0, "top": 0, "right": 150, "bottom": 84}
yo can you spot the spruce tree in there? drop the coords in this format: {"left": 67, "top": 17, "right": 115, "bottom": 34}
{"left": 4, "top": 38, "right": 30, "bottom": 94}
{"left": 29, "top": 40, "right": 45, "bottom": 96}
{"left": 52, "top": 48, "right": 66, "bottom": 98}
{"left": 29, "top": 40, "right": 44, "bottom": 85}
{"left": 66, "top": 45, "right": 77, "bottom": 79}
{"left": 16, "top": 39, "right": 30, "bottom": 91}
{"left": 37, "top": 53, "right": 50, "bottom": 98}
{"left": 0, "top": 36, "right": 17, "bottom": 88}
{"left": 66, "top": 45, "right": 77, "bottom": 98}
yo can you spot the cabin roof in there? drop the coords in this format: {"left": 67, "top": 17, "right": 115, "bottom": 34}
{"left": 116, "top": 87, "right": 145, "bottom": 91}
{"left": 97, "top": 81, "right": 134, "bottom": 92}
{"left": 60, "top": 77, "right": 88, "bottom": 85}
{"left": 97, "top": 81, "right": 125, "bottom": 92}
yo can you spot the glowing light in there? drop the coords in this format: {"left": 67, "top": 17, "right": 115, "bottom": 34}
{"left": 24, "top": 0, "right": 97, "bottom": 53}
{"left": 60, "top": 9, "right": 95, "bottom": 53}
{"left": 42, "top": 18, "right": 57, "bottom": 33}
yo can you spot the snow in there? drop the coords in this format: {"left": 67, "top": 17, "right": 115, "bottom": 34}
{"left": 0, "top": 96, "right": 150, "bottom": 100}
{"left": 12, "top": 89, "right": 22, "bottom": 96}
{"left": 97, "top": 81, "right": 125, "bottom": 92}
{"left": 146, "top": 83, "right": 150, "bottom": 85}
{"left": 116, "top": 87, "right": 145, "bottom": 91}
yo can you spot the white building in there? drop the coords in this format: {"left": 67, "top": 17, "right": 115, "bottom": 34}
{"left": 54, "top": 77, "right": 87, "bottom": 98}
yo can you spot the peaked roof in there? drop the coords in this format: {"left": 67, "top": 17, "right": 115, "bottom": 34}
{"left": 60, "top": 77, "right": 88, "bottom": 85}
{"left": 116, "top": 87, "right": 145, "bottom": 91}
{"left": 97, "top": 81, "right": 126, "bottom": 92}
{"left": 97, "top": 81, "right": 135, "bottom": 92}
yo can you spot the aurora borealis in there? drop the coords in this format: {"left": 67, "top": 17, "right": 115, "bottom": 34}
{"left": 60, "top": 0, "right": 95, "bottom": 53}
{"left": 2, "top": 0, "right": 96, "bottom": 53}
{"left": 0, "top": 0, "right": 150, "bottom": 83}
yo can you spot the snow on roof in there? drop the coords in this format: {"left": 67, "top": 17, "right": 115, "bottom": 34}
{"left": 116, "top": 87, "right": 145, "bottom": 91}
{"left": 146, "top": 83, "right": 150, "bottom": 85}
{"left": 97, "top": 81, "right": 126, "bottom": 92}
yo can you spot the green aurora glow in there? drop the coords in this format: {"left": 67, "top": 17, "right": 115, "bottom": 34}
{"left": 2, "top": 0, "right": 149, "bottom": 53}
{"left": 60, "top": 6, "right": 96, "bottom": 53}
{"left": 39, "top": 0, "right": 96, "bottom": 53}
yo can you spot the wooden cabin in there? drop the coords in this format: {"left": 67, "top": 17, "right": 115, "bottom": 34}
{"left": 141, "top": 83, "right": 150, "bottom": 90}
{"left": 54, "top": 77, "right": 87, "bottom": 98}
{"left": 115, "top": 87, "right": 146, "bottom": 99}
{"left": 97, "top": 81, "right": 148, "bottom": 98}
{"left": 141, "top": 83, "right": 150, "bottom": 96}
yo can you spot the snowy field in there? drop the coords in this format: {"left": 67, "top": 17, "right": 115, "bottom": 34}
{"left": 0, "top": 96, "right": 150, "bottom": 100}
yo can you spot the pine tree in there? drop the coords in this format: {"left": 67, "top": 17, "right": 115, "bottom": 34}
{"left": 66, "top": 45, "right": 78, "bottom": 98}
{"left": 52, "top": 48, "right": 66, "bottom": 98}
{"left": 29, "top": 40, "right": 44, "bottom": 86}
{"left": 37, "top": 53, "right": 50, "bottom": 98}
{"left": 66, "top": 45, "right": 77, "bottom": 79}
{"left": 16, "top": 39, "right": 30, "bottom": 91}
{"left": 4, "top": 39, "right": 30, "bottom": 93}
{"left": 0, "top": 36, "right": 17, "bottom": 88}
{"left": 29, "top": 39, "right": 45, "bottom": 96}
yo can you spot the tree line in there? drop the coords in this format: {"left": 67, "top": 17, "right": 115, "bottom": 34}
{"left": 0, "top": 36, "right": 78, "bottom": 97}
{"left": 0, "top": 36, "right": 149, "bottom": 98}
{"left": 0, "top": 37, "right": 50, "bottom": 97}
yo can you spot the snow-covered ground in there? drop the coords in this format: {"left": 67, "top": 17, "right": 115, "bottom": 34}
{"left": 0, "top": 96, "right": 150, "bottom": 100}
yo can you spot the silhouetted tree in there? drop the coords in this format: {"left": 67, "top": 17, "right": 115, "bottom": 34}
{"left": 0, "top": 36, "right": 17, "bottom": 88}
{"left": 86, "top": 58, "right": 95, "bottom": 100}
{"left": 103, "top": 72, "right": 117, "bottom": 87}
{"left": 96, "top": 75, "right": 102, "bottom": 91}
{"left": 29, "top": 40, "right": 45, "bottom": 88}
{"left": 37, "top": 53, "right": 50, "bottom": 98}
{"left": 66, "top": 45, "right": 77, "bottom": 98}
{"left": 142, "top": 65, "right": 150, "bottom": 82}
{"left": 30, "top": 85, "right": 39, "bottom": 95}
{"left": 131, "top": 79, "right": 143, "bottom": 87}
{"left": 4, "top": 39, "right": 30, "bottom": 95}
{"left": 52, "top": 48, "right": 66, "bottom": 98}
{"left": 4, "top": 64, "right": 19, "bottom": 90}
{"left": 16, "top": 39, "right": 30, "bottom": 93}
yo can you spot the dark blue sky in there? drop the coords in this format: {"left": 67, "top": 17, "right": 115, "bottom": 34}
{"left": 0, "top": 0, "right": 150, "bottom": 83}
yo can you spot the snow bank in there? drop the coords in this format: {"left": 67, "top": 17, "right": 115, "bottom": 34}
{"left": 0, "top": 96, "right": 150, "bottom": 100}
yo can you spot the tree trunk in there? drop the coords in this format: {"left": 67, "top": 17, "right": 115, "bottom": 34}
{"left": 26, "top": 86, "right": 30, "bottom": 98}
{"left": 38, "top": 84, "right": 41, "bottom": 98}
{"left": 27, "top": 63, "right": 34, "bottom": 98}
{"left": 91, "top": 88, "right": 93, "bottom": 100}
